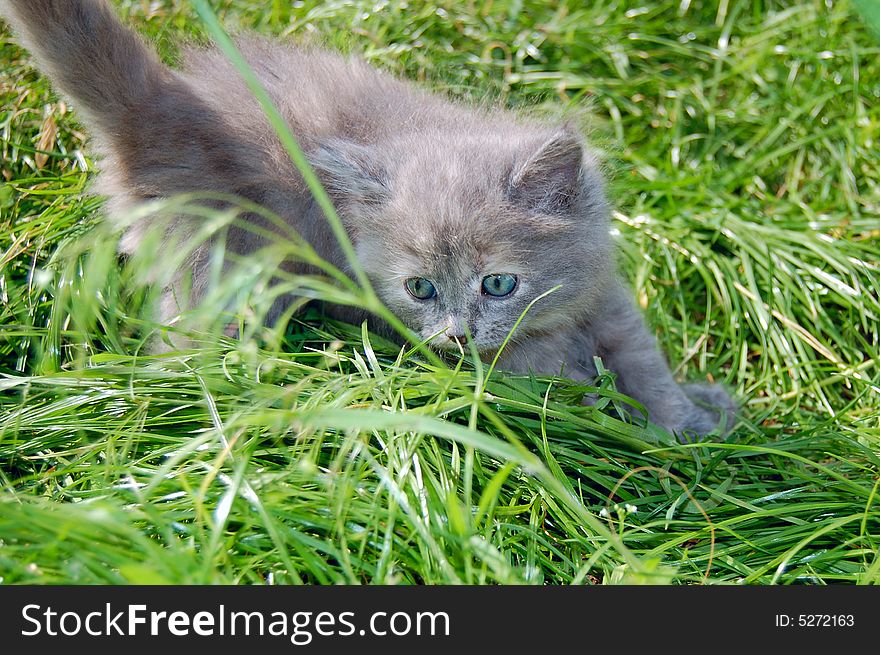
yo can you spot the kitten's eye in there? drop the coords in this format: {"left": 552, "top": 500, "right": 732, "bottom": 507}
{"left": 481, "top": 274, "right": 518, "bottom": 297}
{"left": 405, "top": 277, "right": 437, "bottom": 300}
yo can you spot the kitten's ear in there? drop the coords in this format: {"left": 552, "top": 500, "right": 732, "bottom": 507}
{"left": 309, "top": 140, "right": 390, "bottom": 210}
{"left": 507, "top": 129, "right": 584, "bottom": 213}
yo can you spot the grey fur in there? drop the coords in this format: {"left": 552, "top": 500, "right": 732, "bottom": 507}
{"left": 1, "top": 0, "right": 737, "bottom": 437}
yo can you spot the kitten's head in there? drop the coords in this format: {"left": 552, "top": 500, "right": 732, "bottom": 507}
{"left": 310, "top": 125, "right": 613, "bottom": 355}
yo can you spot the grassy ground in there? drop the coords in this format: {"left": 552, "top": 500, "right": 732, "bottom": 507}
{"left": 0, "top": 0, "right": 878, "bottom": 584}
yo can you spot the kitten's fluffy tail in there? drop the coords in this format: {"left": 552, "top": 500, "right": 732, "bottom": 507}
{"left": 1, "top": 0, "right": 166, "bottom": 130}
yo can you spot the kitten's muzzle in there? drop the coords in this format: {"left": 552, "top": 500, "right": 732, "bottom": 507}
{"left": 446, "top": 332, "right": 469, "bottom": 347}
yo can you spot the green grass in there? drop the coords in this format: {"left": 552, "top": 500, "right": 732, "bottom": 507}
{"left": 1, "top": 0, "right": 878, "bottom": 585}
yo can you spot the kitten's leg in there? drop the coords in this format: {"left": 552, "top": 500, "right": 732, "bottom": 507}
{"left": 493, "top": 328, "right": 599, "bottom": 382}
{"left": 589, "top": 282, "right": 737, "bottom": 438}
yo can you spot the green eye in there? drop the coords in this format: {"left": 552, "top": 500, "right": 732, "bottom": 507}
{"left": 405, "top": 277, "right": 437, "bottom": 300}
{"left": 481, "top": 274, "right": 518, "bottom": 297}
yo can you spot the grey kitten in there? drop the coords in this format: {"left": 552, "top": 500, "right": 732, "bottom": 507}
{"left": 2, "top": 0, "right": 737, "bottom": 437}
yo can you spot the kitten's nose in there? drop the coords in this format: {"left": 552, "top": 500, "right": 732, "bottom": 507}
{"left": 446, "top": 332, "right": 469, "bottom": 346}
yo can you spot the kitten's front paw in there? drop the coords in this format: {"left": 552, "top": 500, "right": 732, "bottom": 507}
{"left": 674, "top": 383, "right": 738, "bottom": 439}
